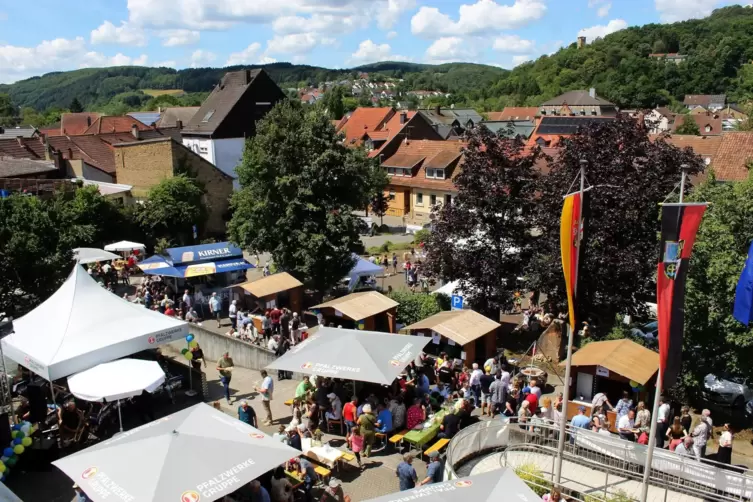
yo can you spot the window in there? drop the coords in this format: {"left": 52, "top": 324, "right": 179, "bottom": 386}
{"left": 705, "top": 125, "right": 712, "bottom": 132}
{"left": 426, "top": 168, "right": 445, "bottom": 179}
{"left": 416, "top": 192, "right": 424, "bottom": 205}
{"left": 388, "top": 191, "right": 396, "bottom": 200}
{"left": 387, "top": 167, "right": 396, "bottom": 175}
{"left": 445, "top": 194, "right": 452, "bottom": 205}
{"left": 430, "top": 194, "right": 437, "bottom": 206}
{"left": 200, "top": 110, "right": 215, "bottom": 123}
{"left": 199, "top": 145, "right": 208, "bottom": 154}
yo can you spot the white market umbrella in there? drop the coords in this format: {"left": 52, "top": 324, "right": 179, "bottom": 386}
{"left": 53, "top": 403, "right": 300, "bottom": 502}
{"left": 104, "top": 240, "right": 145, "bottom": 252}
{"left": 0, "top": 481, "right": 23, "bottom": 502}
{"left": 73, "top": 248, "right": 121, "bottom": 264}
{"left": 68, "top": 359, "right": 166, "bottom": 431}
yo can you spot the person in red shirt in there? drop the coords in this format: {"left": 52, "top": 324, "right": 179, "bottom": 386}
{"left": 406, "top": 398, "right": 426, "bottom": 430}
{"left": 270, "top": 307, "right": 282, "bottom": 334}
{"left": 523, "top": 386, "right": 538, "bottom": 410}
{"left": 164, "top": 305, "right": 176, "bottom": 317}
{"left": 343, "top": 396, "right": 358, "bottom": 448}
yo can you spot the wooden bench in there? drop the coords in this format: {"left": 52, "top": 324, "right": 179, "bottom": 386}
{"left": 284, "top": 470, "right": 303, "bottom": 489}
{"left": 284, "top": 399, "right": 295, "bottom": 406}
{"left": 389, "top": 429, "right": 410, "bottom": 452}
{"left": 340, "top": 452, "right": 356, "bottom": 463}
{"left": 314, "top": 465, "right": 331, "bottom": 481}
{"left": 423, "top": 438, "right": 449, "bottom": 458}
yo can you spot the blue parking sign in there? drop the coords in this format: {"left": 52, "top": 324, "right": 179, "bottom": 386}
{"left": 451, "top": 295, "right": 464, "bottom": 310}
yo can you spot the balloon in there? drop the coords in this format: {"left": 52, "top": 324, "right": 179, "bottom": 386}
{"left": 0, "top": 463, "right": 5, "bottom": 473}
{"left": 12, "top": 439, "right": 21, "bottom": 446}
{"left": 186, "top": 334, "right": 194, "bottom": 342}
{"left": 15, "top": 431, "right": 23, "bottom": 440}
{"left": 3, "top": 448, "right": 12, "bottom": 458}
{"left": 11, "top": 425, "right": 20, "bottom": 432}
{"left": 21, "top": 438, "right": 31, "bottom": 447}
{"left": 13, "top": 445, "right": 23, "bottom": 455}
{"left": 184, "top": 351, "right": 193, "bottom": 360}
{"left": 6, "top": 456, "right": 17, "bottom": 467}
{"left": 189, "top": 340, "right": 198, "bottom": 349}
{"left": 20, "top": 424, "right": 30, "bottom": 435}
{"left": 628, "top": 380, "right": 639, "bottom": 388}
{"left": 10, "top": 432, "right": 17, "bottom": 439}
{"left": 181, "top": 348, "right": 188, "bottom": 355}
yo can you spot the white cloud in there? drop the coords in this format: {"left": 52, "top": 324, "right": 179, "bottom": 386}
{"left": 272, "top": 13, "right": 369, "bottom": 36}
{"left": 226, "top": 43, "right": 262, "bottom": 65}
{"left": 266, "top": 33, "right": 334, "bottom": 54}
{"left": 160, "top": 29, "right": 200, "bottom": 47}
{"left": 190, "top": 49, "right": 217, "bottom": 68}
{"left": 379, "top": 0, "right": 416, "bottom": 29}
{"left": 90, "top": 21, "right": 147, "bottom": 46}
{"left": 492, "top": 34, "right": 534, "bottom": 53}
{"left": 386, "top": 31, "right": 398, "bottom": 40}
{"left": 411, "top": 0, "right": 546, "bottom": 39}
{"left": 425, "top": 36, "right": 478, "bottom": 63}
{"left": 512, "top": 54, "right": 532, "bottom": 66}
{"left": 654, "top": 0, "right": 725, "bottom": 23}
{"left": 257, "top": 56, "right": 278, "bottom": 64}
{"left": 577, "top": 19, "right": 628, "bottom": 41}
{"left": 81, "top": 52, "right": 149, "bottom": 68}
{"left": 588, "top": 0, "right": 611, "bottom": 17}
{"left": 350, "top": 39, "right": 409, "bottom": 64}
{"left": 0, "top": 37, "right": 87, "bottom": 82}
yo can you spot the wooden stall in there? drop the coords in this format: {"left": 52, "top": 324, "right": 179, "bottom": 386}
{"left": 405, "top": 309, "right": 501, "bottom": 366}
{"left": 562, "top": 339, "right": 659, "bottom": 428}
{"left": 229, "top": 272, "right": 304, "bottom": 313}
{"left": 310, "top": 291, "right": 398, "bottom": 333}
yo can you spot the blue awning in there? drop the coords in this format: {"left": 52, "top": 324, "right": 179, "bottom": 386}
{"left": 139, "top": 256, "right": 254, "bottom": 278}
{"left": 165, "top": 242, "right": 243, "bottom": 265}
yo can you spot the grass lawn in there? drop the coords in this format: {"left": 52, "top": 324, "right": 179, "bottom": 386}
{"left": 365, "top": 240, "right": 416, "bottom": 255}
{"left": 142, "top": 89, "right": 186, "bottom": 97}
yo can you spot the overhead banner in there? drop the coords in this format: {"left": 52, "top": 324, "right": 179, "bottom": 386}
{"left": 657, "top": 203, "right": 706, "bottom": 389}
{"left": 560, "top": 191, "right": 586, "bottom": 331}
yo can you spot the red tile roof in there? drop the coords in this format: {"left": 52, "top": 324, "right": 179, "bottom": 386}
{"left": 381, "top": 139, "right": 465, "bottom": 191}
{"left": 487, "top": 107, "right": 539, "bottom": 121}
{"left": 83, "top": 116, "right": 151, "bottom": 135}
{"left": 712, "top": 132, "right": 753, "bottom": 182}
{"left": 671, "top": 114, "right": 722, "bottom": 136}
{"left": 650, "top": 134, "right": 722, "bottom": 157}
{"left": 60, "top": 113, "right": 101, "bottom": 135}
{"left": 339, "top": 107, "right": 394, "bottom": 146}
{"left": 68, "top": 136, "right": 116, "bottom": 173}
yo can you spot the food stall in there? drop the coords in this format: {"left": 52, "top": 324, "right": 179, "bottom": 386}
{"left": 227, "top": 272, "right": 304, "bottom": 332}
{"left": 138, "top": 242, "right": 254, "bottom": 315}
{"left": 310, "top": 291, "right": 398, "bottom": 333}
{"left": 404, "top": 309, "right": 500, "bottom": 366}
{"left": 562, "top": 339, "right": 659, "bottom": 429}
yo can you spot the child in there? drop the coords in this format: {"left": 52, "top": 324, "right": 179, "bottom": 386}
{"left": 350, "top": 426, "right": 365, "bottom": 470}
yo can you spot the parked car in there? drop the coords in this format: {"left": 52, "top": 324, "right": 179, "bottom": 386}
{"left": 745, "top": 398, "right": 753, "bottom": 419}
{"left": 630, "top": 320, "right": 658, "bottom": 341}
{"left": 703, "top": 373, "right": 753, "bottom": 407}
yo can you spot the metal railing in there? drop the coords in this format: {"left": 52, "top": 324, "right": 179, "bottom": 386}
{"left": 445, "top": 418, "right": 753, "bottom": 502}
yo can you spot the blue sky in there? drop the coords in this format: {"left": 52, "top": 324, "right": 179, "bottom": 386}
{"left": 0, "top": 0, "right": 741, "bottom": 84}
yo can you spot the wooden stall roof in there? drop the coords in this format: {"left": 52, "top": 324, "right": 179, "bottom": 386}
{"left": 405, "top": 309, "right": 501, "bottom": 345}
{"left": 562, "top": 339, "right": 659, "bottom": 385}
{"left": 311, "top": 291, "right": 398, "bottom": 320}
{"left": 236, "top": 272, "right": 303, "bottom": 298}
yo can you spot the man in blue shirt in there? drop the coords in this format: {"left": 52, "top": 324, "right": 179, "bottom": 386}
{"left": 396, "top": 453, "right": 418, "bottom": 491}
{"left": 571, "top": 406, "right": 592, "bottom": 429}
{"left": 376, "top": 402, "right": 393, "bottom": 434}
{"left": 238, "top": 400, "right": 257, "bottom": 427}
{"left": 249, "top": 480, "right": 271, "bottom": 502}
{"left": 298, "top": 457, "right": 318, "bottom": 501}
{"left": 419, "top": 451, "right": 443, "bottom": 485}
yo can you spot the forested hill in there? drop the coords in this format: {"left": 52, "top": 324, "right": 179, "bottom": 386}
{"left": 478, "top": 4, "right": 753, "bottom": 110}
{"left": 0, "top": 62, "right": 506, "bottom": 112}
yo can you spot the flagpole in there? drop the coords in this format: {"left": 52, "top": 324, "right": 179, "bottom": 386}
{"left": 640, "top": 164, "right": 689, "bottom": 502}
{"left": 555, "top": 158, "right": 587, "bottom": 485}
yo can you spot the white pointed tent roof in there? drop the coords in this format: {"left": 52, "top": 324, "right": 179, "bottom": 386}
{"left": 1, "top": 266, "right": 188, "bottom": 381}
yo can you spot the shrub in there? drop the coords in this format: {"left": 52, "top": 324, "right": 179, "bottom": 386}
{"left": 413, "top": 228, "right": 431, "bottom": 244}
{"left": 379, "top": 223, "right": 390, "bottom": 233}
{"left": 513, "top": 463, "right": 551, "bottom": 496}
{"left": 388, "top": 290, "right": 445, "bottom": 326}
{"left": 380, "top": 241, "right": 393, "bottom": 253}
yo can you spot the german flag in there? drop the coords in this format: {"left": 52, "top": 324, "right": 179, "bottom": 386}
{"left": 560, "top": 191, "right": 586, "bottom": 332}
{"left": 657, "top": 203, "right": 706, "bottom": 389}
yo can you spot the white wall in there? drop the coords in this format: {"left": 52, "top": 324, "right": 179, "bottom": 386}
{"left": 182, "top": 137, "right": 215, "bottom": 165}
{"left": 82, "top": 163, "right": 115, "bottom": 183}
{"left": 213, "top": 138, "right": 244, "bottom": 189}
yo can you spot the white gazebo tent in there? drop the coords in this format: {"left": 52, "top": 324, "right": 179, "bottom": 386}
{"left": 104, "top": 240, "right": 145, "bottom": 252}
{"left": 73, "top": 247, "right": 120, "bottom": 264}
{"left": 1, "top": 265, "right": 188, "bottom": 381}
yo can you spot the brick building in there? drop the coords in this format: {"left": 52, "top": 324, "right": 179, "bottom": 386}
{"left": 113, "top": 137, "right": 233, "bottom": 235}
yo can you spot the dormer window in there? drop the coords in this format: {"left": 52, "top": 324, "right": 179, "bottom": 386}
{"left": 426, "top": 168, "right": 445, "bottom": 179}
{"left": 705, "top": 125, "right": 712, "bottom": 132}
{"left": 201, "top": 110, "right": 215, "bottom": 123}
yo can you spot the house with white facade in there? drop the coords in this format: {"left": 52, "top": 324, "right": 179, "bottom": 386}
{"left": 181, "top": 69, "right": 285, "bottom": 187}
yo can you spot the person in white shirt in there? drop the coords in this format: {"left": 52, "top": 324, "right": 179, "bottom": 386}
{"left": 499, "top": 366, "right": 511, "bottom": 391}
{"left": 267, "top": 335, "right": 279, "bottom": 352}
{"left": 674, "top": 436, "right": 695, "bottom": 458}
{"left": 229, "top": 300, "right": 238, "bottom": 330}
{"left": 529, "top": 378, "right": 542, "bottom": 399}
{"left": 325, "top": 393, "right": 343, "bottom": 421}
{"left": 182, "top": 289, "right": 192, "bottom": 309}
{"left": 469, "top": 363, "right": 483, "bottom": 405}
{"left": 599, "top": 422, "right": 612, "bottom": 436}
{"left": 618, "top": 409, "right": 636, "bottom": 441}
{"left": 717, "top": 423, "right": 733, "bottom": 464}
{"left": 656, "top": 396, "right": 671, "bottom": 448}
{"left": 255, "top": 370, "right": 274, "bottom": 426}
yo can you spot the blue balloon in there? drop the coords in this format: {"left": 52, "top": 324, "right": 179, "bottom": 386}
{"left": 1, "top": 474, "right": 5, "bottom": 482}
{"left": 11, "top": 425, "right": 19, "bottom": 431}
{"left": 186, "top": 334, "right": 194, "bottom": 342}
{"left": 2, "top": 448, "right": 12, "bottom": 458}
{"left": 12, "top": 439, "right": 21, "bottom": 446}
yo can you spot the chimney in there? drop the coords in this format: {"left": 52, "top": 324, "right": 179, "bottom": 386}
{"left": 176, "top": 119, "right": 183, "bottom": 130}
{"left": 435, "top": 105, "right": 441, "bottom": 116}
{"left": 131, "top": 124, "right": 140, "bottom": 140}
{"left": 67, "top": 148, "right": 73, "bottom": 160}
{"left": 245, "top": 69, "right": 252, "bottom": 84}
{"left": 400, "top": 112, "right": 407, "bottom": 124}
{"left": 577, "top": 36, "right": 586, "bottom": 49}
{"left": 589, "top": 88, "right": 596, "bottom": 98}
{"left": 86, "top": 116, "right": 92, "bottom": 127}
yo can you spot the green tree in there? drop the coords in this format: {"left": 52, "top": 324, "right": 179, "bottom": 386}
{"left": 320, "top": 86, "right": 345, "bottom": 120}
{"left": 228, "top": 100, "right": 385, "bottom": 294}
{"left": 674, "top": 117, "right": 701, "bottom": 135}
{"left": 136, "top": 175, "right": 208, "bottom": 245}
{"left": 370, "top": 191, "right": 389, "bottom": 226}
{"left": 388, "top": 291, "right": 447, "bottom": 326}
{"left": 0, "top": 93, "right": 18, "bottom": 126}
{"left": 681, "top": 173, "right": 753, "bottom": 399}
{"left": 69, "top": 97, "right": 84, "bottom": 113}
{"left": 19, "top": 107, "right": 44, "bottom": 127}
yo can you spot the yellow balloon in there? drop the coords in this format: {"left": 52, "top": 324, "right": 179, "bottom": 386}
{"left": 0, "top": 462, "right": 5, "bottom": 473}
{"left": 13, "top": 445, "right": 23, "bottom": 455}
{"left": 189, "top": 340, "right": 198, "bottom": 349}
{"left": 21, "top": 437, "right": 31, "bottom": 447}
{"left": 10, "top": 432, "right": 17, "bottom": 439}
{"left": 184, "top": 351, "right": 193, "bottom": 360}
